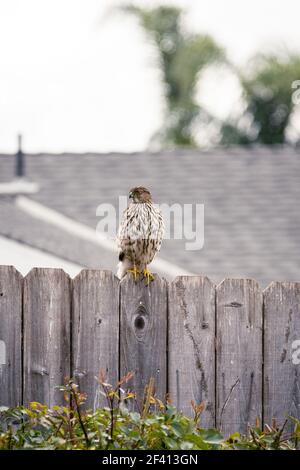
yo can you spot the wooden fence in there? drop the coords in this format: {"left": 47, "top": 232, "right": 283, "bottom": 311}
{"left": 0, "top": 265, "right": 300, "bottom": 435}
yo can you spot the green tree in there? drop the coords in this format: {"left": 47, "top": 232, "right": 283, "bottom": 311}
{"left": 221, "top": 54, "right": 300, "bottom": 145}
{"left": 123, "top": 5, "right": 224, "bottom": 147}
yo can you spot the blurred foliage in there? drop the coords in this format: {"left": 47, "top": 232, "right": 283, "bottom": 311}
{"left": 122, "top": 5, "right": 224, "bottom": 147}
{"left": 0, "top": 376, "right": 299, "bottom": 450}
{"left": 121, "top": 5, "right": 300, "bottom": 147}
{"left": 221, "top": 54, "right": 300, "bottom": 145}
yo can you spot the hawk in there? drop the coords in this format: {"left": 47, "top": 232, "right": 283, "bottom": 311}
{"left": 116, "top": 187, "right": 164, "bottom": 283}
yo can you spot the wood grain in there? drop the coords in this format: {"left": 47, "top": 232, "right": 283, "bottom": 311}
{"left": 264, "top": 282, "right": 300, "bottom": 431}
{"left": 72, "top": 269, "right": 119, "bottom": 410}
{"left": 216, "top": 278, "right": 263, "bottom": 435}
{"left": 168, "top": 276, "right": 216, "bottom": 426}
{"left": 23, "top": 268, "right": 71, "bottom": 406}
{"left": 120, "top": 274, "right": 167, "bottom": 409}
{"left": 0, "top": 266, "right": 22, "bottom": 407}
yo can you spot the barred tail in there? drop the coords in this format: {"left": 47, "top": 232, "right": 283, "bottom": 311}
{"left": 117, "top": 253, "right": 131, "bottom": 280}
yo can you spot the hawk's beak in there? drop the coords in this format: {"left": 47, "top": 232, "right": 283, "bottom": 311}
{"left": 129, "top": 192, "right": 133, "bottom": 199}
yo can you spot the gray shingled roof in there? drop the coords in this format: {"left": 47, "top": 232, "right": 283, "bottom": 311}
{"left": 0, "top": 197, "right": 116, "bottom": 272}
{"left": 0, "top": 146, "right": 299, "bottom": 285}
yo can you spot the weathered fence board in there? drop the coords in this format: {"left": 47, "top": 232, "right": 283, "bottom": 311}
{"left": 23, "top": 268, "right": 71, "bottom": 406}
{"left": 216, "top": 279, "right": 263, "bottom": 435}
{"left": 168, "top": 276, "right": 215, "bottom": 426}
{"left": 264, "top": 282, "right": 300, "bottom": 431}
{"left": 120, "top": 275, "right": 167, "bottom": 409}
{"left": 72, "top": 270, "right": 119, "bottom": 410}
{"left": 0, "top": 266, "right": 22, "bottom": 407}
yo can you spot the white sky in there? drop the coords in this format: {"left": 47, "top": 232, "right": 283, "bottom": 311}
{"left": 0, "top": 0, "right": 299, "bottom": 153}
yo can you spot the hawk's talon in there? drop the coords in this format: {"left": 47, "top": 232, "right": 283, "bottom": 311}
{"left": 127, "top": 267, "right": 140, "bottom": 281}
{"left": 143, "top": 268, "right": 155, "bottom": 285}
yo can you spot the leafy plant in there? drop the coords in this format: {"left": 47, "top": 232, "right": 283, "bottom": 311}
{"left": 0, "top": 374, "right": 299, "bottom": 450}
{"left": 221, "top": 53, "right": 300, "bottom": 145}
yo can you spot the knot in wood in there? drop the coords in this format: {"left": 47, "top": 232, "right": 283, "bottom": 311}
{"left": 224, "top": 301, "right": 243, "bottom": 308}
{"left": 133, "top": 305, "right": 148, "bottom": 336}
{"left": 134, "top": 316, "right": 145, "bottom": 329}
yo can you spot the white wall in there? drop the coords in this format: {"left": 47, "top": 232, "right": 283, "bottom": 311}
{"left": 0, "top": 235, "right": 83, "bottom": 277}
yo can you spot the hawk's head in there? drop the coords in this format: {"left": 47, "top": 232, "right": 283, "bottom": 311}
{"left": 129, "top": 186, "right": 152, "bottom": 204}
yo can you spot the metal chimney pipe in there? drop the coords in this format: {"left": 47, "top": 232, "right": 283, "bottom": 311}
{"left": 15, "top": 134, "right": 25, "bottom": 178}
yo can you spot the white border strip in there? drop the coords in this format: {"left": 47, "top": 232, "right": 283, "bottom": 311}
{"left": 16, "top": 196, "right": 194, "bottom": 278}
